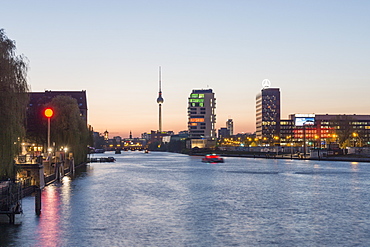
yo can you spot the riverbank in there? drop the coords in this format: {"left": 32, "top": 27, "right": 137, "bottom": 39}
{"left": 188, "top": 151, "right": 370, "bottom": 163}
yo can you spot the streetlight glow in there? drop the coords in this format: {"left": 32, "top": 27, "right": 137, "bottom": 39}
{"left": 44, "top": 108, "right": 54, "bottom": 118}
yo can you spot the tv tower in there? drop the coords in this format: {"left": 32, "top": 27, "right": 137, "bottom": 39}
{"left": 156, "top": 66, "right": 164, "bottom": 132}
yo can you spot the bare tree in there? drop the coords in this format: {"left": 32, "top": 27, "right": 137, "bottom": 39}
{"left": 330, "top": 115, "right": 354, "bottom": 148}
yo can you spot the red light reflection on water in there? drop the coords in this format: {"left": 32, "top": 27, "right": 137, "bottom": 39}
{"left": 36, "top": 185, "right": 62, "bottom": 246}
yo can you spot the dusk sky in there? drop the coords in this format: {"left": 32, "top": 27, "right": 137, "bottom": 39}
{"left": 2, "top": 1, "right": 370, "bottom": 138}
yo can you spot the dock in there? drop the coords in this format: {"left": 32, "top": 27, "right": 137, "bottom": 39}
{"left": 0, "top": 181, "right": 22, "bottom": 224}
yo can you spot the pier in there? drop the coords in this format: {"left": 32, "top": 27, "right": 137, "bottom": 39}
{"left": 0, "top": 181, "right": 22, "bottom": 224}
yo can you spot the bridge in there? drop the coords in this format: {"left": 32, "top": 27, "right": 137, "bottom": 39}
{"left": 107, "top": 141, "right": 146, "bottom": 152}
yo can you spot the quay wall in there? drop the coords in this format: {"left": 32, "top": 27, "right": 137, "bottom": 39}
{"left": 188, "top": 152, "right": 370, "bottom": 163}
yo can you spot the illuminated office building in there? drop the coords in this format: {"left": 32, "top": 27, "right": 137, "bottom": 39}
{"left": 188, "top": 89, "right": 216, "bottom": 139}
{"left": 256, "top": 86, "right": 281, "bottom": 144}
{"left": 280, "top": 114, "right": 370, "bottom": 148}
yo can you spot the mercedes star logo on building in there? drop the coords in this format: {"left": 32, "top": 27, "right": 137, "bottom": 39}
{"left": 262, "top": 79, "right": 271, "bottom": 88}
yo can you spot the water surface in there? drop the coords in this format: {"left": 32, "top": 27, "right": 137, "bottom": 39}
{"left": 1, "top": 151, "right": 370, "bottom": 246}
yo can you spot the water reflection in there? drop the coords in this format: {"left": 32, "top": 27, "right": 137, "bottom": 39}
{"left": 3, "top": 152, "right": 370, "bottom": 246}
{"left": 184, "top": 165, "right": 218, "bottom": 245}
{"left": 36, "top": 185, "right": 62, "bottom": 246}
{"left": 35, "top": 177, "right": 71, "bottom": 246}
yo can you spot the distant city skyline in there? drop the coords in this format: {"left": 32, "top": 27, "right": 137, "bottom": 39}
{"left": 1, "top": 1, "right": 369, "bottom": 138}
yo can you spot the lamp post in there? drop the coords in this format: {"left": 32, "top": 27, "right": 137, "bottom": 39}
{"left": 303, "top": 124, "right": 306, "bottom": 157}
{"left": 352, "top": 132, "right": 362, "bottom": 147}
{"left": 44, "top": 108, "right": 54, "bottom": 153}
{"left": 302, "top": 121, "right": 312, "bottom": 158}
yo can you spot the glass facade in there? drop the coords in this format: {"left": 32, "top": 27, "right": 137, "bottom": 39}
{"left": 256, "top": 88, "right": 281, "bottom": 145}
{"left": 188, "top": 89, "right": 216, "bottom": 139}
{"left": 279, "top": 114, "right": 370, "bottom": 148}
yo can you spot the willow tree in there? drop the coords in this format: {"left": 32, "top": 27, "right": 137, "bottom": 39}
{"left": 48, "top": 96, "right": 89, "bottom": 165}
{"left": 0, "top": 29, "right": 29, "bottom": 179}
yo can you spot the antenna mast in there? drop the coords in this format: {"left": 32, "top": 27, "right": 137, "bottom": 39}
{"left": 159, "top": 66, "right": 162, "bottom": 92}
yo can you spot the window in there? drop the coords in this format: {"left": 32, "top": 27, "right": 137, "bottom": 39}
{"left": 189, "top": 99, "right": 205, "bottom": 103}
{"left": 189, "top": 118, "right": 205, "bottom": 122}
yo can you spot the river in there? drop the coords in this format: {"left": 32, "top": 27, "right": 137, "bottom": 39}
{"left": 1, "top": 151, "right": 370, "bottom": 246}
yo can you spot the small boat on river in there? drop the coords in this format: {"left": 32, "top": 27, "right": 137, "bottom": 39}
{"left": 87, "top": 157, "right": 116, "bottom": 163}
{"left": 202, "top": 154, "right": 224, "bottom": 163}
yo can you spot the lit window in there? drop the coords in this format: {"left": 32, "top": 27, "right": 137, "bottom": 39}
{"left": 190, "top": 118, "right": 205, "bottom": 122}
{"left": 189, "top": 99, "right": 205, "bottom": 103}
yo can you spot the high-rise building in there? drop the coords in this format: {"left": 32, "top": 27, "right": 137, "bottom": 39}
{"left": 156, "top": 67, "right": 164, "bottom": 132}
{"left": 256, "top": 81, "right": 280, "bottom": 144}
{"left": 188, "top": 89, "right": 216, "bottom": 139}
{"left": 226, "top": 119, "right": 234, "bottom": 136}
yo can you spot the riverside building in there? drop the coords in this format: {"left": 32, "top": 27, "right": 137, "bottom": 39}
{"left": 187, "top": 89, "right": 217, "bottom": 148}
{"left": 255, "top": 81, "right": 370, "bottom": 149}
{"left": 280, "top": 114, "right": 370, "bottom": 148}
{"left": 28, "top": 90, "right": 88, "bottom": 124}
{"left": 256, "top": 81, "right": 281, "bottom": 146}
{"left": 27, "top": 90, "right": 88, "bottom": 143}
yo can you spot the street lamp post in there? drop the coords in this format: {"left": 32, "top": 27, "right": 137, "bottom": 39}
{"left": 302, "top": 122, "right": 313, "bottom": 158}
{"left": 303, "top": 124, "right": 306, "bottom": 157}
{"left": 351, "top": 133, "right": 356, "bottom": 147}
{"left": 44, "top": 108, "right": 54, "bottom": 153}
{"left": 352, "top": 132, "right": 361, "bottom": 147}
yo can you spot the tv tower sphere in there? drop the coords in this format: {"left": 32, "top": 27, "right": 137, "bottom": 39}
{"left": 157, "top": 93, "right": 164, "bottom": 104}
